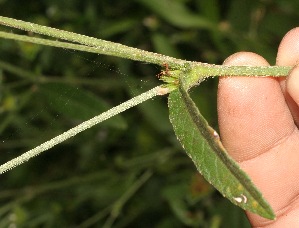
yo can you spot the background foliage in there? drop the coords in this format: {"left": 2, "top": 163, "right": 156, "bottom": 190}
{"left": 0, "top": 0, "right": 298, "bottom": 227}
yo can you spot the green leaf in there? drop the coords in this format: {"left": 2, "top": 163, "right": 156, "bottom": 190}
{"left": 151, "top": 33, "right": 181, "bottom": 58}
{"left": 168, "top": 82, "right": 275, "bottom": 220}
{"left": 196, "top": 0, "right": 220, "bottom": 23}
{"left": 39, "top": 82, "right": 127, "bottom": 129}
{"left": 136, "top": 0, "right": 214, "bottom": 29}
{"left": 99, "top": 19, "right": 138, "bottom": 39}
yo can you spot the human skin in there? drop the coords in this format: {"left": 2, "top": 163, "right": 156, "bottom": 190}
{"left": 218, "top": 28, "right": 299, "bottom": 227}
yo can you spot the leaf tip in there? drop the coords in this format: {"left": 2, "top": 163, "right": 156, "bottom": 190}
{"left": 245, "top": 198, "right": 276, "bottom": 220}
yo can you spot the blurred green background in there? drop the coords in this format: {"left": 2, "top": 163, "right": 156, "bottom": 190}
{"left": 0, "top": 0, "right": 298, "bottom": 227}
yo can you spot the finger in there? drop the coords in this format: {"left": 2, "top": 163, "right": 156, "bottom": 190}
{"left": 218, "top": 52, "right": 299, "bottom": 226}
{"left": 218, "top": 52, "right": 294, "bottom": 161}
{"left": 287, "top": 66, "right": 299, "bottom": 106}
{"left": 277, "top": 27, "right": 299, "bottom": 125}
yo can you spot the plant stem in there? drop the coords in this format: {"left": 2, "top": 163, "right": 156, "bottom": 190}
{"left": 182, "top": 64, "right": 292, "bottom": 89}
{"left": 0, "top": 31, "right": 139, "bottom": 62}
{"left": 0, "top": 28, "right": 292, "bottom": 85}
{"left": 0, "top": 86, "right": 164, "bottom": 174}
{"left": 0, "top": 16, "right": 293, "bottom": 78}
{"left": 193, "top": 64, "right": 292, "bottom": 77}
{"left": 0, "top": 16, "right": 186, "bottom": 68}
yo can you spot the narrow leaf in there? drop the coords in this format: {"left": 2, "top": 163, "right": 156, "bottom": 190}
{"left": 168, "top": 84, "right": 275, "bottom": 219}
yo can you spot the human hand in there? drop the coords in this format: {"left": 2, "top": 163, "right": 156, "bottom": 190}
{"left": 218, "top": 28, "right": 299, "bottom": 227}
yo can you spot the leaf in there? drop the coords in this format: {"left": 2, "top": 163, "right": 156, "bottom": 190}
{"left": 215, "top": 200, "right": 251, "bottom": 228}
{"left": 39, "top": 82, "right": 126, "bottom": 129}
{"left": 168, "top": 82, "right": 275, "bottom": 219}
{"left": 151, "top": 33, "right": 181, "bottom": 58}
{"left": 196, "top": 0, "right": 220, "bottom": 23}
{"left": 136, "top": 0, "right": 214, "bottom": 29}
{"left": 99, "top": 19, "right": 138, "bottom": 39}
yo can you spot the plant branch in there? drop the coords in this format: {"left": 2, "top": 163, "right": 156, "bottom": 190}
{"left": 0, "top": 16, "right": 293, "bottom": 79}
{"left": 181, "top": 64, "right": 293, "bottom": 89}
{"left": 0, "top": 31, "right": 147, "bottom": 62}
{"left": 0, "top": 16, "right": 294, "bottom": 174}
{"left": 0, "top": 16, "right": 186, "bottom": 68}
{"left": 0, "top": 86, "right": 165, "bottom": 174}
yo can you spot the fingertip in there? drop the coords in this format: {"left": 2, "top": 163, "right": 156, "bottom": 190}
{"left": 223, "top": 52, "right": 269, "bottom": 66}
{"left": 276, "top": 28, "right": 299, "bottom": 126}
{"left": 218, "top": 52, "right": 293, "bottom": 162}
{"left": 287, "top": 65, "right": 299, "bottom": 105}
{"left": 277, "top": 27, "right": 299, "bottom": 66}
{"left": 219, "top": 52, "right": 269, "bottom": 94}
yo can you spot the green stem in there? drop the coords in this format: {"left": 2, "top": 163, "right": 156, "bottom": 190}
{"left": 0, "top": 16, "right": 293, "bottom": 79}
{"left": 0, "top": 31, "right": 142, "bottom": 63}
{"left": 182, "top": 64, "right": 293, "bottom": 89}
{"left": 0, "top": 86, "right": 164, "bottom": 174}
{"left": 193, "top": 64, "right": 292, "bottom": 77}
{"left": 0, "top": 16, "right": 186, "bottom": 68}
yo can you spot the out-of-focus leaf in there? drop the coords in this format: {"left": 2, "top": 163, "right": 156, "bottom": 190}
{"left": 196, "top": 0, "right": 220, "bottom": 23}
{"left": 1, "top": 93, "right": 17, "bottom": 112}
{"left": 18, "top": 42, "right": 41, "bottom": 61}
{"left": 162, "top": 183, "right": 204, "bottom": 227}
{"left": 216, "top": 200, "right": 251, "bottom": 228}
{"left": 136, "top": 0, "right": 214, "bottom": 29}
{"left": 39, "top": 82, "right": 126, "bottom": 129}
{"left": 168, "top": 82, "right": 275, "bottom": 220}
{"left": 227, "top": 0, "right": 253, "bottom": 31}
{"left": 151, "top": 33, "right": 181, "bottom": 58}
{"left": 99, "top": 19, "right": 138, "bottom": 38}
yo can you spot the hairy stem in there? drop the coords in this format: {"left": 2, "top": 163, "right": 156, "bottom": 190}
{"left": 0, "top": 16, "right": 186, "bottom": 68}
{"left": 182, "top": 64, "right": 292, "bottom": 89}
{"left": 0, "top": 16, "right": 293, "bottom": 78}
{"left": 0, "top": 31, "right": 141, "bottom": 61}
{"left": 0, "top": 29, "right": 292, "bottom": 87}
{"left": 0, "top": 86, "right": 165, "bottom": 174}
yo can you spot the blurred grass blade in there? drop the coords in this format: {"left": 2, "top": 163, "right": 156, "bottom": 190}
{"left": 168, "top": 83, "right": 275, "bottom": 219}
